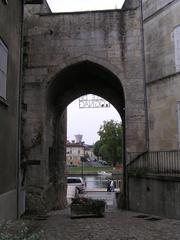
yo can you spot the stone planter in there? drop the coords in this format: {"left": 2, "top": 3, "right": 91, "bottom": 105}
{"left": 70, "top": 198, "right": 105, "bottom": 218}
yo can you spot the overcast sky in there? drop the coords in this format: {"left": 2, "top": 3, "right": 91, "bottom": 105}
{"left": 47, "top": 0, "right": 125, "bottom": 12}
{"left": 46, "top": 1, "right": 124, "bottom": 145}
{"left": 67, "top": 98, "right": 121, "bottom": 145}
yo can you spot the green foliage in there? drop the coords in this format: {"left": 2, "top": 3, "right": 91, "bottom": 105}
{"left": 71, "top": 198, "right": 105, "bottom": 218}
{"left": 71, "top": 197, "right": 105, "bottom": 208}
{"left": 93, "top": 120, "right": 122, "bottom": 166}
{"left": 68, "top": 165, "right": 114, "bottom": 174}
{"left": 93, "top": 140, "right": 102, "bottom": 158}
{"left": 80, "top": 156, "right": 87, "bottom": 162}
{"left": 0, "top": 221, "right": 43, "bottom": 240}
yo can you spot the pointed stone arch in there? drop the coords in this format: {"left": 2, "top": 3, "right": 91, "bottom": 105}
{"left": 47, "top": 54, "right": 125, "bottom": 86}
{"left": 43, "top": 56, "right": 126, "bottom": 212}
{"left": 46, "top": 55, "right": 126, "bottom": 118}
{"left": 22, "top": 7, "right": 147, "bottom": 213}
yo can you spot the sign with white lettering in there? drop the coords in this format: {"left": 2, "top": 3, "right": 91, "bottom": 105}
{"left": 79, "top": 95, "right": 110, "bottom": 109}
{"left": 25, "top": 0, "right": 43, "bottom": 4}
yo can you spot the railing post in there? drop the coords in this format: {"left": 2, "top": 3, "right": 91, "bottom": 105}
{"left": 157, "top": 151, "right": 160, "bottom": 173}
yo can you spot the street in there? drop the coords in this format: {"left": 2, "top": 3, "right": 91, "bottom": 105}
{"left": 39, "top": 207, "right": 180, "bottom": 240}
{"left": 40, "top": 189, "right": 180, "bottom": 240}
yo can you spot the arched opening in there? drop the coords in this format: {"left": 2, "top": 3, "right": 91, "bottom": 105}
{"left": 66, "top": 96, "right": 122, "bottom": 205}
{"left": 67, "top": 96, "right": 121, "bottom": 145}
{"left": 46, "top": 60, "right": 126, "bottom": 210}
{"left": 47, "top": 0, "right": 126, "bottom": 13}
{"left": 48, "top": 60, "right": 125, "bottom": 116}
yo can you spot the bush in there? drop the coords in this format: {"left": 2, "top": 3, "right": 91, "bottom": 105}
{"left": 71, "top": 197, "right": 106, "bottom": 218}
{"left": 71, "top": 197, "right": 105, "bottom": 208}
{"left": 0, "top": 221, "right": 44, "bottom": 240}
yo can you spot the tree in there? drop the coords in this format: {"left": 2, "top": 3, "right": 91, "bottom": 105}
{"left": 93, "top": 140, "right": 102, "bottom": 159}
{"left": 93, "top": 120, "right": 122, "bottom": 166}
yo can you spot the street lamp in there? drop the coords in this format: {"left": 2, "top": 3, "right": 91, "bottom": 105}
{"left": 81, "top": 156, "right": 84, "bottom": 179}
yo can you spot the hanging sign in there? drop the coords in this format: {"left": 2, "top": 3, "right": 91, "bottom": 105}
{"left": 79, "top": 95, "right": 110, "bottom": 109}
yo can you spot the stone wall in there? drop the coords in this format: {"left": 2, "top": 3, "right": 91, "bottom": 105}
{"left": 23, "top": 5, "right": 146, "bottom": 152}
{"left": 143, "top": 0, "right": 180, "bottom": 150}
{"left": 0, "top": 1, "right": 23, "bottom": 221}
{"left": 129, "top": 175, "right": 180, "bottom": 219}
{"left": 23, "top": 2, "right": 147, "bottom": 212}
{"left": 143, "top": 0, "right": 176, "bottom": 19}
{"left": 127, "top": 0, "right": 180, "bottom": 219}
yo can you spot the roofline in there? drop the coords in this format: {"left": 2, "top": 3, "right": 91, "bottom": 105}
{"left": 39, "top": 8, "right": 124, "bottom": 17}
{"left": 67, "top": 144, "right": 85, "bottom": 147}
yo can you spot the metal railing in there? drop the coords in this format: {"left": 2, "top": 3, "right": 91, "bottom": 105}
{"left": 85, "top": 179, "right": 122, "bottom": 190}
{"left": 127, "top": 150, "right": 180, "bottom": 176}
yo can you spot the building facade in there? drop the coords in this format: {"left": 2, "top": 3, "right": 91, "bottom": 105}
{"left": 85, "top": 145, "right": 97, "bottom": 160}
{"left": 21, "top": 0, "right": 180, "bottom": 214}
{"left": 128, "top": 0, "right": 180, "bottom": 219}
{"left": 0, "top": 0, "right": 23, "bottom": 221}
{"left": 66, "top": 142, "right": 96, "bottom": 166}
{"left": 66, "top": 142, "right": 85, "bottom": 166}
{"left": 143, "top": 0, "right": 180, "bottom": 151}
{"left": 1, "top": 0, "right": 180, "bottom": 220}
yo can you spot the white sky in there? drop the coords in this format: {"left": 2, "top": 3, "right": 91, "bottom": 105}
{"left": 46, "top": 1, "right": 124, "bottom": 145}
{"left": 47, "top": 0, "right": 125, "bottom": 12}
{"left": 67, "top": 98, "right": 121, "bottom": 145}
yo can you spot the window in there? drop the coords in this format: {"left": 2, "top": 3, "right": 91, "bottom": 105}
{"left": 178, "top": 102, "right": 180, "bottom": 149}
{"left": 67, "top": 178, "right": 81, "bottom": 184}
{"left": 0, "top": 38, "right": 8, "bottom": 99}
{"left": 174, "top": 26, "right": 180, "bottom": 72}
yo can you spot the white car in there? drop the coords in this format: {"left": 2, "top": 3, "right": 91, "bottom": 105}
{"left": 67, "top": 177, "right": 86, "bottom": 193}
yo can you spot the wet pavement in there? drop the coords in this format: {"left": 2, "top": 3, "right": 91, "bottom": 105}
{"left": 40, "top": 208, "right": 180, "bottom": 240}
{"left": 38, "top": 191, "right": 180, "bottom": 240}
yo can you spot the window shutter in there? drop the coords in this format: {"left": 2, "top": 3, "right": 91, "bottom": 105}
{"left": 178, "top": 102, "right": 180, "bottom": 149}
{"left": 174, "top": 26, "right": 180, "bottom": 72}
{"left": 0, "top": 39, "right": 8, "bottom": 99}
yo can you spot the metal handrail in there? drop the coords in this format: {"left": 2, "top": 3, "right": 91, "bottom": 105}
{"left": 85, "top": 179, "right": 121, "bottom": 189}
{"left": 127, "top": 150, "right": 180, "bottom": 176}
{"left": 127, "top": 151, "right": 148, "bottom": 166}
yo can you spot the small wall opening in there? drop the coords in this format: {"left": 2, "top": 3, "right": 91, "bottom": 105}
{"left": 66, "top": 95, "right": 123, "bottom": 206}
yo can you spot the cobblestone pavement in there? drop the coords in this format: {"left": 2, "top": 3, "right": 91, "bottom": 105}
{"left": 39, "top": 207, "right": 180, "bottom": 240}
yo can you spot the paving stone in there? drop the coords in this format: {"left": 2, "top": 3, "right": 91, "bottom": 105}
{"left": 38, "top": 208, "right": 180, "bottom": 240}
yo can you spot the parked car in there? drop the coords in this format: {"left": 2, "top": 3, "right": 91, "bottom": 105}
{"left": 67, "top": 177, "right": 86, "bottom": 193}
{"left": 98, "top": 160, "right": 108, "bottom": 165}
{"left": 102, "top": 160, "right": 108, "bottom": 165}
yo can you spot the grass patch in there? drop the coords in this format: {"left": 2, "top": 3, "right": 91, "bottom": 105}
{"left": 0, "top": 220, "right": 44, "bottom": 240}
{"left": 67, "top": 166, "right": 120, "bottom": 174}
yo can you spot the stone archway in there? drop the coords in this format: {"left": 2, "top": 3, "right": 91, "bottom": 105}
{"left": 22, "top": 55, "right": 146, "bottom": 213}
{"left": 22, "top": 4, "right": 147, "bottom": 213}
{"left": 45, "top": 59, "right": 125, "bottom": 211}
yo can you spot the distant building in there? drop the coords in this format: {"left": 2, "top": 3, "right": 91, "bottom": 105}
{"left": 66, "top": 139, "right": 97, "bottom": 166}
{"left": 84, "top": 145, "right": 97, "bottom": 160}
{"left": 66, "top": 142, "right": 85, "bottom": 166}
